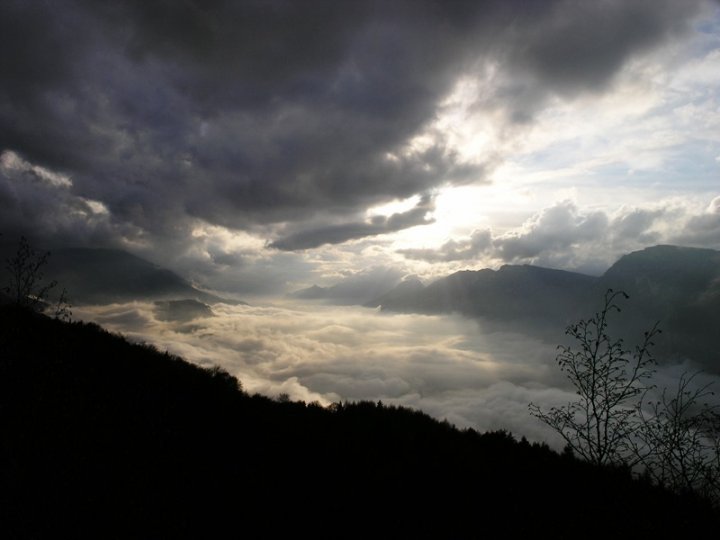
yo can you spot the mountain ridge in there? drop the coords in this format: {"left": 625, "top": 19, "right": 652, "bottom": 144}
{"left": 41, "top": 247, "right": 244, "bottom": 306}
{"left": 360, "top": 245, "right": 720, "bottom": 368}
{"left": 367, "top": 262, "right": 597, "bottom": 325}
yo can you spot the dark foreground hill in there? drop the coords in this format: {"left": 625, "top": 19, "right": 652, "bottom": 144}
{"left": 0, "top": 307, "right": 717, "bottom": 538}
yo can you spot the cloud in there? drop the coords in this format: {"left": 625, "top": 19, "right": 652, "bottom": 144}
{"left": 72, "top": 299, "right": 720, "bottom": 447}
{"left": 506, "top": 0, "right": 697, "bottom": 95}
{"left": 671, "top": 198, "right": 720, "bottom": 248}
{"left": 0, "top": 150, "right": 72, "bottom": 188}
{"left": 72, "top": 300, "right": 567, "bottom": 440}
{"left": 0, "top": 150, "right": 134, "bottom": 248}
{"left": 396, "top": 198, "right": 720, "bottom": 274}
{"left": 270, "top": 194, "right": 435, "bottom": 250}
{"left": 709, "top": 196, "right": 720, "bottom": 214}
{"left": 494, "top": 201, "right": 610, "bottom": 261}
{"left": 0, "top": 0, "right": 705, "bottom": 256}
{"left": 399, "top": 229, "right": 492, "bottom": 262}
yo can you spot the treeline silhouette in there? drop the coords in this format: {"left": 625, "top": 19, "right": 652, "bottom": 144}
{"left": 0, "top": 305, "right": 718, "bottom": 538}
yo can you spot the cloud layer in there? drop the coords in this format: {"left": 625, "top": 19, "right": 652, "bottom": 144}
{"left": 71, "top": 299, "right": 720, "bottom": 447}
{"left": 72, "top": 300, "right": 569, "bottom": 442}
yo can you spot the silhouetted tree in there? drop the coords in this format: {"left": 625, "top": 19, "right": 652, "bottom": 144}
{"left": 3, "top": 236, "right": 57, "bottom": 309}
{"left": 52, "top": 287, "right": 72, "bottom": 322}
{"left": 531, "top": 289, "right": 720, "bottom": 504}
{"left": 529, "top": 290, "right": 659, "bottom": 467}
{"left": 2, "top": 236, "right": 71, "bottom": 319}
{"left": 635, "top": 372, "right": 720, "bottom": 501}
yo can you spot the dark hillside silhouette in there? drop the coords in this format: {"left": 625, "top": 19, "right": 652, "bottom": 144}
{"left": 36, "top": 247, "right": 241, "bottom": 305}
{"left": 0, "top": 306, "right": 717, "bottom": 538}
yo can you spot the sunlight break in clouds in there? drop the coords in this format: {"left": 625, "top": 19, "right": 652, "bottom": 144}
{"left": 387, "top": 4, "right": 720, "bottom": 256}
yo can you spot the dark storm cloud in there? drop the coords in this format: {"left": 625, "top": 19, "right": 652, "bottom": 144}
{"left": 0, "top": 151, "right": 132, "bottom": 249}
{"left": 270, "top": 193, "right": 435, "bottom": 250}
{"left": 480, "top": 0, "right": 702, "bottom": 124}
{"left": 0, "top": 0, "right": 705, "bottom": 251}
{"left": 508, "top": 0, "right": 695, "bottom": 94}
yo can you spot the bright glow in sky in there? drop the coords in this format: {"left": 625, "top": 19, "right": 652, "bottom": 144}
{"left": 386, "top": 11, "right": 720, "bottom": 263}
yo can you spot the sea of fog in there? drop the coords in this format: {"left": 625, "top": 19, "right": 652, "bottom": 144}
{"left": 73, "top": 300, "right": 719, "bottom": 448}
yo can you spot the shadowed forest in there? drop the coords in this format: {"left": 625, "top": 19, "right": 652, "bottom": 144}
{"left": 0, "top": 304, "right": 718, "bottom": 538}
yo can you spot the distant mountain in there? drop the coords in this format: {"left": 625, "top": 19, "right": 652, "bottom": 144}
{"left": 292, "top": 284, "right": 329, "bottom": 300}
{"left": 365, "top": 276, "right": 425, "bottom": 306}
{"left": 44, "top": 248, "right": 240, "bottom": 305}
{"left": 369, "top": 245, "right": 720, "bottom": 369}
{"left": 598, "top": 245, "right": 720, "bottom": 312}
{"left": 290, "top": 267, "right": 404, "bottom": 305}
{"left": 596, "top": 245, "right": 720, "bottom": 366}
{"left": 1, "top": 305, "right": 716, "bottom": 537}
{"left": 367, "top": 265, "right": 597, "bottom": 331}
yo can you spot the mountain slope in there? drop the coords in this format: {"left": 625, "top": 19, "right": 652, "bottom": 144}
{"left": 1, "top": 306, "right": 716, "bottom": 537}
{"left": 597, "top": 245, "right": 720, "bottom": 366}
{"left": 598, "top": 245, "right": 720, "bottom": 310}
{"left": 44, "top": 247, "right": 236, "bottom": 305}
{"left": 368, "top": 245, "right": 720, "bottom": 368}
{"left": 290, "top": 268, "right": 403, "bottom": 305}
{"left": 368, "top": 265, "right": 597, "bottom": 330}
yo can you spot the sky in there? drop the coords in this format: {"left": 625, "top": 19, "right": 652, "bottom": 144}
{"left": 2, "top": 0, "right": 720, "bottom": 440}
{"left": 1, "top": 0, "right": 719, "bottom": 294}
